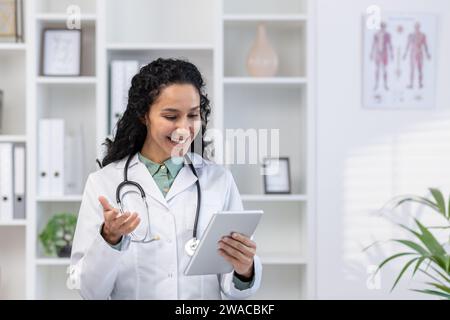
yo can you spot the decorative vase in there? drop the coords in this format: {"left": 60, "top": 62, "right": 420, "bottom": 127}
{"left": 246, "top": 23, "right": 279, "bottom": 77}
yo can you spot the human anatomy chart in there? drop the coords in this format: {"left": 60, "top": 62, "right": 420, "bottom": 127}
{"left": 363, "top": 13, "right": 437, "bottom": 109}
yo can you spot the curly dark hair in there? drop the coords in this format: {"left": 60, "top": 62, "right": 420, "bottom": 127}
{"left": 101, "top": 58, "right": 211, "bottom": 167}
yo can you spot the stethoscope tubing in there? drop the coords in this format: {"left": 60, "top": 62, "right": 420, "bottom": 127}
{"left": 116, "top": 153, "right": 201, "bottom": 242}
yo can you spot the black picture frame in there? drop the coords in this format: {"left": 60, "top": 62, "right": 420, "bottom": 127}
{"left": 41, "top": 28, "right": 82, "bottom": 76}
{"left": 15, "top": 0, "right": 24, "bottom": 43}
{"left": 262, "top": 157, "right": 291, "bottom": 194}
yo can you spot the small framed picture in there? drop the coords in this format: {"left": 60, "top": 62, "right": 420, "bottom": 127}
{"left": 262, "top": 157, "right": 291, "bottom": 194}
{"left": 42, "top": 29, "right": 81, "bottom": 76}
{"left": 0, "top": 0, "right": 23, "bottom": 42}
{"left": 0, "top": 0, "right": 16, "bottom": 39}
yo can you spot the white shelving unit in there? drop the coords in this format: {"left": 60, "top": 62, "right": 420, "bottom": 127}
{"left": 0, "top": 0, "right": 29, "bottom": 300}
{"left": 0, "top": 0, "right": 316, "bottom": 300}
{"left": 25, "top": 0, "right": 97, "bottom": 300}
{"left": 219, "top": 0, "right": 316, "bottom": 300}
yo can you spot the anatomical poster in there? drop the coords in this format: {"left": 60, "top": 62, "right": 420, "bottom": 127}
{"left": 363, "top": 13, "right": 438, "bottom": 109}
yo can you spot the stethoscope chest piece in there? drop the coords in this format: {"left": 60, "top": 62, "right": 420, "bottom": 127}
{"left": 185, "top": 238, "right": 199, "bottom": 256}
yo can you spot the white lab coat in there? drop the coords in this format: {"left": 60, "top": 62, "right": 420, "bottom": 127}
{"left": 69, "top": 152, "right": 262, "bottom": 300}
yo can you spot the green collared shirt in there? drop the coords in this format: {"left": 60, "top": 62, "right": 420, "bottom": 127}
{"left": 137, "top": 152, "right": 184, "bottom": 197}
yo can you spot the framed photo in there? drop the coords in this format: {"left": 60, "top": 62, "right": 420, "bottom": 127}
{"left": 363, "top": 13, "right": 438, "bottom": 109}
{"left": 0, "top": 0, "right": 21, "bottom": 42}
{"left": 262, "top": 157, "right": 291, "bottom": 194}
{"left": 42, "top": 29, "right": 81, "bottom": 76}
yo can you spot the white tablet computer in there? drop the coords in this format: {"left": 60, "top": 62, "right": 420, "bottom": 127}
{"left": 184, "top": 210, "right": 263, "bottom": 276}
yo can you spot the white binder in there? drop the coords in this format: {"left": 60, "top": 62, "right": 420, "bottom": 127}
{"left": 50, "top": 119, "right": 65, "bottom": 196}
{"left": 13, "top": 143, "right": 26, "bottom": 220}
{"left": 0, "top": 143, "right": 14, "bottom": 221}
{"left": 38, "top": 119, "right": 51, "bottom": 196}
{"left": 38, "top": 119, "right": 65, "bottom": 196}
{"left": 64, "top": 126, "right": 85, "bottom": 195}
{"left": 110, "top": 60, "right": 139, "bottom": 134}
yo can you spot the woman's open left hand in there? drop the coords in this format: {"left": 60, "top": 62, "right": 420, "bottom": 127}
{"left": 218, "top": 233, "right": 256, "bottom": 279}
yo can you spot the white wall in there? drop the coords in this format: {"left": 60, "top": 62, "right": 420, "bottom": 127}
{"left": 316, "top": 0, "right": 450, "bottom": 299}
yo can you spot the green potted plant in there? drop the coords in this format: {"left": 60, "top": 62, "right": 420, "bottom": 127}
{"left": 39, "top": 212, "right": 78, "bottom": 258}
{"left": 367, "top": 188, "right": 450, "bottom": 299}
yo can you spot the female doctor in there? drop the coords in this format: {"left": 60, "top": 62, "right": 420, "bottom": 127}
{"left": 69, "top": 58, "right": 262, "bottom": 299}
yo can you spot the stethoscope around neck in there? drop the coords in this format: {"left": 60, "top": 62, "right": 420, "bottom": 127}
{"left": 114, "top": 152, "right": 201, "bottom": 256}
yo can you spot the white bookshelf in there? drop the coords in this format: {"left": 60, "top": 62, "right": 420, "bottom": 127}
{"left": 0, "top": 0, "right": 316, "bottom": 300}
{"left": 0, "top": 0, "right": 29, "bottom": 300}
{"left": 220, "top": 0, "right": 315, "bottom": 300}
{"left": 22, "top": 0, "right": 97, "bottom": 299}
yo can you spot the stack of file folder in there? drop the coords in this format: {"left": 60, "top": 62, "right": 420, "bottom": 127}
{"left": 109, "top": 60, "right": 139, "bottom": 134}
{"left": 0, "top": 143, "right": 26, "bottom": 221}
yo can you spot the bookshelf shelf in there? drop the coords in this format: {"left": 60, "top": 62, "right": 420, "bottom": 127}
{"left": 0, "top": 220, "right": 27, "bottom": 226}
{"left": 0, "top": 43, "right": 26, "bottom": 51}
{"left": 36, "top": 76, "right": 97, "bottom": 85}
{"left": 106, "top": 43, "right": 214, "bottom": 51}
{"left": 223, "top": 14, "right": 308, "bottom": 22}
{"left": 36, "top": 195, "right": 83, "bottom": 202}
{"left": 241, "top": 194, "right": 308, "bottom": 202}
{"left": 36, "top": 258, "right": 71, "bottom": 266}
{"left": 0, "top": 135, "right": 27, "bottom": 143}
{"left": 224, "top": 77, "right": 307, "bottom": 85}
{"left": 35, "top": 13, "right": 97, "bottom": 22}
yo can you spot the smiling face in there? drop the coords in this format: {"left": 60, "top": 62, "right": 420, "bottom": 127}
{"left": 141, "top": 83, "right": 202, "bottom": 163}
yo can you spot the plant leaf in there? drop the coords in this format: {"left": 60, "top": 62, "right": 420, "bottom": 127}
{"left": 412, "top": 289, "right": 450, "bottom": 300}
{"left": 385, "top": 195, "right": 438, "bottom": 211}
{"left": 427, "top": 226, "right": 450, "bottom": 229}
{"left": 390, "top": 257, "right": 420, "bottom": 292}
{"left": 414, "top": 219, "right": 447, "bottom": 269}
{"left": 412, "top": 257, "right": 427, "bottom": 276}
{"left": 394, "top": 239, "right": 429, "bottom": 256}
{"left": 429, "top": 265, "right": 450, "bottom": 283}
{"left": 448, "top": 192, "right": 450, "bottom": 220}
{"left": 419, "top": 269, "right": 447, "bottom": 286}
{"left": 426, "top": 282, "right": 450, "bottom": 294}
{"left": 429, "top": 188, "right": 446, "bottom": 217}
{"left": 377, "top": 252, "right": 417, "bottom": 272}
{"left": 397, "top": 222, "right": 421, "bottom": 238}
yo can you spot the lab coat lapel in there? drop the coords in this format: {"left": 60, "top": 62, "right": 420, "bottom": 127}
{"left": 165, "top": 164, "right": 197, "bottom": 202}
{"left": 127, "top": 158, "right": 169, "bottom": 209}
